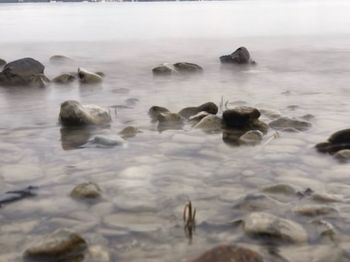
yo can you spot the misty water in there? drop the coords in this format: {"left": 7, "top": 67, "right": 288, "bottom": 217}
{"left": 1, "top": 0, "right": 350, "bottom": 261}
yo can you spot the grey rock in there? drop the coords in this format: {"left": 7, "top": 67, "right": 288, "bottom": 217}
{"left": 173, "top": 62, "right": 203, "bottom": 74}
{"left": 243, "top": 212, "right": 308, "bottom": 243}
{"left": 334, "top": 149, "right": 350, "bottom": 162}
{"left": 220, "top": 47, "right": 255, "bottom": 65}
{"left": 262, "top": 184, "right": 297, "bottom": 195}
{"left": 119, "top": 126, "right": 140, "bottom": 139}
{"left": 53, "top": 73, "right": 76, "bottom": 84}
{"left": 194, "top": 115, "right": 222, "bottom": 133}
{"left": 78, "top": 68, "right": 103, "bottom": 84}
{"left": 269, "top": 117, "right": 312, "bottom": 132}
{"left": 148, "top": 106, "right": 170, "bottom": 121}
{"left": 24, "top": 229, "right": 87, "bottom": 261}
{"left": 239, "top": 130, "right": 263, "bottom": 145}
{"left": 59, "top": 100, "right": 111, "bottom": 127}
{"left": 293, "top": 205, "right": 338, "bottom": 217}
{"left": 93, "top": 135, "right": 125, "bottom": 147}
{"left": 152, "top": 63, "right": 175, "bottom": 76}
{"left": 179, "top": 102, "right": 218, "bottom": 119}
{"left": 71, "top": 182, "right": 102, "bottom": 199}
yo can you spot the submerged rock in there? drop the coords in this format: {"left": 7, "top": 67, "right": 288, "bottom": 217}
{"left": 152, "top": 63, "right": 175, "bottom": 76}
{"left": 0, "top": 57, "right": 48, "bottom": 87}
{"left": 191, "top": 245, "right": 263, "bottom": 262}
{"left": 53, "top": 73, "right": 76, "bottom": 84}
{"left": 59, "top": 100, "right": 111, "bottom": 127}
{"left": 148, "top": 106, "right": 170, "bottom": 121}
{"left": 71, "top": 182, "right": 102, "bottom": 199}
{"left": 243, "top": 212, "right": 308, "bottom": 243}
{"left": 157, "top": 112, "right": 184, "bottom": 132}
{"left": 269, "top": 117, "right": 312, "bottom": 132}
{"left": 233, "top": 193, "right": 283, "bottom": 211}
{"left": 334, "top": 149, "right": 350, "bottom": 162}
{"left": 179, "top": 102, "right": 218, "bottom": 119}
{"left": 60, "top": 127, "right": 92, "bottom": 150}
{"left": 119, "top": 126, "right": 140, "bottom": 139}
{"left": 24, "top": 229, "right": 87, "bottom": 261}
{"left": 293, "top": 205, "right": 338, "bottom": 217}
{"left": 262, "top": 184, "right": 298, "bottom": 195}
{"left": 49, "top": 55, "right": 74, "bottom": 64}
{"left": 92, "top": 135, "right": 125, "bottom": 147}
{"left": 194, "top": 115, "right": 222, "bottom": 133}
{"left": 78, "top": 68, "right": 103, "bottom": 84}
{"left": 239, "top": 130, "right": 263, "bottom": 145}
{"left": 220, "top": 47, "right": 255, "bottom": 65}
{"left": 173, "top": 62, "right": 203, "bottom": 74}
{"left": 316, "top": 129, "right": 350, "bottom": 155}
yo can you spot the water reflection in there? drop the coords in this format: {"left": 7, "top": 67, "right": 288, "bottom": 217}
{"left": 60, "top": 127, "right": 92, "bottom": 150}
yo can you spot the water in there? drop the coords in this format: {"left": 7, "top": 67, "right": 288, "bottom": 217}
{"left": 1, "top": 1, "right": 350, "bottom": 261}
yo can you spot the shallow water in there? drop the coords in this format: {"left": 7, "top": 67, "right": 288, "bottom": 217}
{"left": 1, "top": 1, "right": 350, "bottom": 261}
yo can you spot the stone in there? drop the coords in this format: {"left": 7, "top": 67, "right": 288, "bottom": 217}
{"left": 71, "top": 182, "right": 102, "bottom": 199}
{"left": 0, "top": 58, "right": 6, "bottom": 67}
{"left": 148, "top": 106, "right": 170, "bottom": 121}
{"left": 152, "top": 63, "right": 175, "bottom": 76}
{"left": 243, "top": 212, "right": 308, "bottom": 243}
{"left": 223, "top": 107, "right": 261, "bottom": 128}
{"left": 191, "top": 245, "right": 263, "bottom": 262}
{"left": 194, "top": 115, "right": 222, "bottom": 133}
{"left": 179, "top": 102, "right": 218, "bottom": 119}
{"left": 0, "top": 57, "right": 48, "bottom": 87}
{"left": 49, "top": 55, "right": 74, "bottom": 64}
{"left": 239, "top": 130, "right": 263, "bottom": 145}
{"left": 189, "top": 111, "right": 210, "bottom": 124}
{"left": 269, "top": 117, "right": 312, "bottom": 132}
{"left": 119, "top": 126, "right": 140, "bottom": 139}
{"left": 329, "top": 129, "right": 350, "bottom": 144}
{"left": 53, "top": 73, "right": 76, "bottom": 84}
{"left": 293, "top": 205, "right": 338, "bottom": 217}
{"left": 220, "top": 47, "right": 255, "bottom": 65}
{"left": 334, "top": 149, "right": 350, "bottom": 162}
{"left": 92, "top": 135, "right": 125, "bottom": 147}
{"left": 316, "top": 129, "right": 350, "bottom": 154}
{"left": 59, "top": 100, "right": 111, "bottom": 127}
{"left": 173, "top": 62, "right": 203, "bottom": 74}
{"left": 78, "top": 68, "right": 103, "bottom": 84}
{"left": 157, "top": 112, "right": 184, "bottom": 132}
{"left": 24, "top": 229, "right": 87, "bottom": 261}
{"left": 233, "top": 193, "right": 283, "bottom": 211}
{"left": 60, "top": 127, "right": 92, "bottom": 150}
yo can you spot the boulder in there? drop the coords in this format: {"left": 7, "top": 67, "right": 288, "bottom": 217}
{"left": 173, "top": 62, "right": 203, "bottom": 74}
{"left": 316, "top": 129, "right": 350, "bottom": 154}
{"left": 179, "top": 102, "right": 218, "bottom": 119}
{"left": 194, "top": 115, "right": 222, "bottom": 133}
{"left": 239, "top": 130, "right": 263, "bottom": 145}
{"left": 269, "top": 117, "right": 311, "bottom": 132}
{"left": 191, "top": 245, "right": 263, "bottom": 262}
{"left": 223, "top": 107, "right": 261, "bottom": 128}
{"left": 0, "top": 58, "right": 48, "bottom": 87}
{"left": 243, "top": 212, "right": 308, "bottom": 243}
{"left": 24, "top": 229, "right": 87, "bottom": 261}
{"left": 53, "top": 73, "right": 76, "bottom": 84}
{"left": 220, "top": 47, "right": 255, "bottom": 65}
{"left": 59, "top": 100, "right": 112, "bottom": 127}
{"left": 71, "top": 182, "right": 102, "bottom": 199}
{"left": 78, "top": 68, "right": 103, "bottom": 84}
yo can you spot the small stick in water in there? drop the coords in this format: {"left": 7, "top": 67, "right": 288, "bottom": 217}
{"left": 183, "top": 201, "right": 196, "bottom": 241}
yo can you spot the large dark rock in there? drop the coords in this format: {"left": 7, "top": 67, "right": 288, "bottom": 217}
{"left": 0, "top": 58, "right": 48, "bottom": 87}
{"left": 191, "top": 245, "right": 263, "bottom": 262}
{"left": 59, "top": 100, "right": 112, "bottom": 127}
{"left": 223, "top": 107, "right": 261, "bottom": 128}
{"left": 179, "top": 102, "right": 218, "bottom": 119}
{"left": 316, "top": 129, "right": 350, "bottom": 154}
{"left": 220, "top": 47, "right": 255, "bottom": 65}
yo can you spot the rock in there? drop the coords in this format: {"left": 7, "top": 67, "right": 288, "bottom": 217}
{"left": 78, "top": 68, "right": 103, "bottom": 84}
{"left": 179, "top": 102, "right": 218, "bottom": 119}
{"left": 316, "top": 129, "right": 350, "bottom": 154}
{"left": 49, "top": 55, "right": 74, "bottom": 64}
{"left": 157, "top": 112, "right": 184, "bottom": 132}
{"left": 119, "top": 126, "right": 140, "bottom": 139}
{"left": 173, "top": 62, "right": 203, "bottom": 74}
{"left": 53, "top": 73, "right": 76, "bottom": 84}
{"left": 194, "top": 115, "right": 222, "bottom": 133}
{"left": 92, "top": 135, "right": 125, "bottom": 147}
{"left": 148, "top": 106, "right": 170, "bottom": 121}
{"left": 59, "top": 100, "right": 111, "bottom": 127}
{"left": 0, "top": 58, "right": 6, "bottom": 67}
{"left": 311, "top": 193, "right": 343, "bottom": 203}
{"left": 293, "top": 205, "right": 338, "bottom": 217}
{"left": 233, "top": 193, "right": 283, "bottom": 211}
{"left": 262, "top": 184, "right": 297, "bottom": 195}
{"left": 220, "top": 47, "right": 255, "bottom": 65}
{"left": 239, "top": 130, "right": 263, "bottom": 145}
{"left": 269, "top": 117, "right": 312, "bottom": 132}
{"left": 0, "top": 57, "right": 48, "bottom": 87}
{"left": 334, "top": 149, "right": 350, "bottom": 162}
{"left": 152, "top": 63, "right": 175, "bottom": 76}
{"left": 243, "top": 212, "right": 308, "bottom": 243}
{"left": 189, "top": 111, "right": 210, "bottom": 124}
{"left": 191, "top": 245, "right": 263, "bottom": 262}
{"left": 223, "top": 107, "right": 261, "bottom": 128}
{"left": 70, "top": 182, "right": 102, "bottom": 199}
{"left": 24, "top": 229, "right": 87, "bottom": 261}
{"left": 95, "top": 72, "right": 105, "bottom": 77}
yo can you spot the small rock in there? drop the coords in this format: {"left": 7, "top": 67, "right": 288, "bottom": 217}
{"left": 293, "top": 205, "right": 338, "bottom": 217}
{"left": 71, "top": 182, "right": 102, "bottom": 199}
{"left": 93, "top": 135, "right": 125, "bottom": 147}
{"left": 316, "top": 129, "right": 350, "bottom": 154}
{"left": 152, "top": 63, "right": 175, "bottom": 76}
{"left": 311, "top": 193, "right": 343, "bottom": 203}
{"left": 24, "top": 229, "right": 87, "bottom": 261}
{"left": 191, "top": 245, "right": 263, "bottom": 262}
{"left": 269, "top": 117, "right": 312, "bottom": 132}
{"left": 148, "top": 106, "right": 170, "bottom": 121}
{"left": 220, "top": 47, "right": 255, "bottom": 65}
{"left": 233, "top": 193, "right": 283, "bottom": 211}
{"left": 239, "top": 130, "right": 263, "bottom": 145}
{"left": 179, "top": 102, "right": 218, "bottom": 119}
{"left": 157, "top": 112, "right": 184, "bottom": 131}
{"left": 53, "top": 73, "right": 76, "bottom": 84}
{"left": 119, "top": 126, "right": 140, "bottom": 139}
{"left": 189, "top": 111, "right": 210, "bottom": 124}
{"left": 334, "top": 149, "right": 350, "bottom": 162}
{"left": 262, "top": 184, "right": 297, "bottom": 195}
{"left": 243, "top": 212, "right": 308, "bottom": 243}
{"left": 223, "top": 107, "right": 261, "bottom": 128}
{"left": 173, "top": 62, "right": 203, "bottom": 74}
{"left": 59, "top": 100, "right": 111, "bottom": 127}
{"left": 194, "top": 115, "right": 222, "bottom": 133}
{"left": 78, "top": 68, "right": 103, "bottom": 84}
